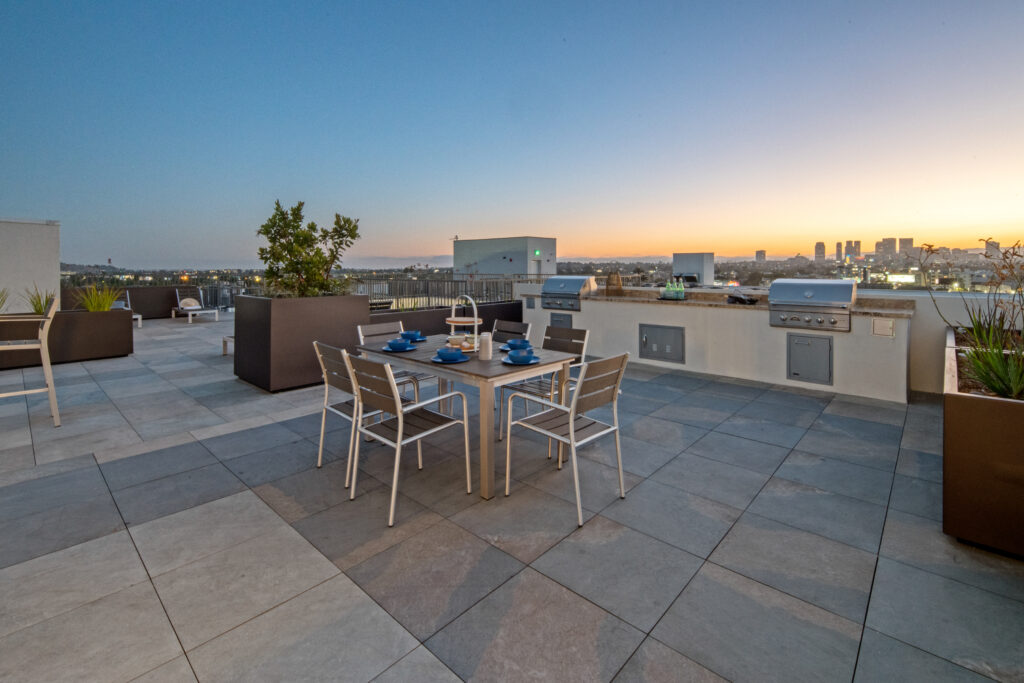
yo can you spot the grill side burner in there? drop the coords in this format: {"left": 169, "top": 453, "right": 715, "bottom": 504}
{"left": 541, "top": 276, "right": 598, "bottom": 311}
{"left": 768, "top": 279, "right": 857, "bottom": 332}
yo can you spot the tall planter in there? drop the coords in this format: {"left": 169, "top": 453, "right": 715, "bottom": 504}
{"left": 234, "top": 294, "right": 369, "bottom": 392}
{"left": 0, "top": 309, "right": 134, "bottom": 369}
{"left": 943, "top": 328, "right": 1024, "bottom": 556}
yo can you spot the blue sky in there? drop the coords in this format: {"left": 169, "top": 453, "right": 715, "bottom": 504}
{"left": 2, "top": 1, "right": 1022, "bottom": 268}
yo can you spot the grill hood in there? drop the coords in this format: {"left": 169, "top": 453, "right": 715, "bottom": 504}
{"left": 541, "top": 276, "right": 598, "bottom": 297}
{"left": 768, "top": 279, "right": 857, "bottom": 309}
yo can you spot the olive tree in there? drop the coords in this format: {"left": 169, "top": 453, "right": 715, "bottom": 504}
{"left": 256, "top": 200, "right": 360, "bottom": 297}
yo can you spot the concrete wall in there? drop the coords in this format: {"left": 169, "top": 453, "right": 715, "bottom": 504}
{"left": 0, "top": 219, "right": 60, "bottom": 312}
{"left": 453, "top": 237, "right": 556, "bottom": 277}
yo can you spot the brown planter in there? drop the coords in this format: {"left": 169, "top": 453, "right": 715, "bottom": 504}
{"left": 234, "top": 294, "right": 370, "bottom": 392}
{"left": 0, "top": 309, "right": 134, "bottom": 369}
{"left": 942, "top": 328, "right": 1024, "bottom": 556}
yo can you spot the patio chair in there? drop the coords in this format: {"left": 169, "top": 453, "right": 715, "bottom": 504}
{"left": 357, "top": 321, "right": 437, "bottom": 396}
{"left": 504, "top": 352, "right": 629, "bottom": 526}
{"left": 172, "top": 288, "right": 219, "bottom": 323}
{"left": 0, "top": 297, "right": 60, "bottom": 427}
{"left": 491, "top": 319, "right": 532, "bottom": 344}
{"left": 498, "top": 325, "right": 589, "bottom": 440}
{"left": 344, "top": 353, "right": 471, "bottom": 527}
{"left": 110, "top": 290, "right": 142, "bottom": 328}
{"left": 313, "top": 342, "right": 417, "bottom": 485}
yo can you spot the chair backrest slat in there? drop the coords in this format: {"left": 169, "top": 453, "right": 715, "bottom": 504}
{"left": 542, "top": 326, "right": 588, "bottom": 361}
{"left": 492, "top": 320, "right": 531, "bottom": 343}
{"left": 313, "top": 342, "right": 354, "bottom": 394}
{"left": 573, "top": 353, "right": 629, "bottom": 414}
{"left": 357, "top": 321, "right": 403, "bottom": 345}
{"left": 346, "top": 354, "right": 400, "bottom": 413}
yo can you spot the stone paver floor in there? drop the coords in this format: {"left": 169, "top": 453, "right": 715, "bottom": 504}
{"left": 1, "top": 316, "right": 1022, "bottom": 681}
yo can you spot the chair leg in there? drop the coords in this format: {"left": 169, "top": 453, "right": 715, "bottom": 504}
{"left": 462, "top": 399, "right": 471, "bottom": 494}
{"left": 316, "top": 407, "right": 327, "bottom": 468}
{"left": 498, "top": 387, "right": 506, "bottom": 440}
{"left": 417, "top": 441, "right": 423, "bottom": 470}
{"left": 569, "top": 444, "right": 583, "bottom": 527}
{"left": 344, "top": 419, "right": 357, "bottom": 488}
{"left": 39, "top": 339, "right": 60, "bottom": 427}
{"left": 614, "top": 429, "right": 625, "bottom": 498}
{"left": 349, "top": 430, "right": 362, "bottom": 500}
{"left": 505, "top": 403, "right": 514, "bottom": 496}
{"left": 387, "top": 444, "right": 402, "bottom": 527}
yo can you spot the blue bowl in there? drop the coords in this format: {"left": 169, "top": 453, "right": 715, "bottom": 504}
{"left": 508, "top": 349, "right": 535, "bottom": 364}
{"left": 387, "top": 338, "right": 411, "bottom": 351}
{"left": 506, "top": 338, "right": 531, "bottom": 350}
{"left": 400, "top": 330, "right": 421, "bottom": 341}
{"left": 437, "top": 347, "right": 465, "bottom": 361}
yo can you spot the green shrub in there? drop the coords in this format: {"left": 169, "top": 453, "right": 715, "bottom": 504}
{"left": 22, "top": 285, "right": 56, "bottom": 314}
{"left": 76, "top": 284, "right": 125, "bottom": 312}
{"left": 256, "top": 200, "right": 361, "bottom": 298}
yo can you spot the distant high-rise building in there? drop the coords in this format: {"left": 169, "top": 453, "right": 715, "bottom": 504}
{"left": 814, "top": 242, "right": 826, "bottom": 262}
{"left": 854, "top": 240, "right": 862, "bottom": 257}
{"left": 899, "top": 237, "right": 914, "bottom": 253}
{"left": 836, "top": 242, "right": 843, "bottom": 261}
{"left": 877, "top": 238, "right": 897, "bottom": 258}
{"left": 755, "top": 250, "right": 766, "bottom": 262}
{"left": 845, "top": 240, "right": 855, "bottom": 259}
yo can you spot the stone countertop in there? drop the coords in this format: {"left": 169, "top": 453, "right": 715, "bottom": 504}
{"left": 522, "top": 287, "right": 916, "bottom": 318}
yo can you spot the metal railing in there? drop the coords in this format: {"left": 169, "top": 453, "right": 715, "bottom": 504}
{"left": 354, "top": 278, "right": 516, "bottom": 311}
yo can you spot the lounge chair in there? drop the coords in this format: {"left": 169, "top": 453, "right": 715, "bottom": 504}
{"left": 172, "top": 288, "right": 219, "bottom": 323}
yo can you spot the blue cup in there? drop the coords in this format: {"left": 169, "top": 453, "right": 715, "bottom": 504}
{"left": 437, "top": 347, "right": 464, "bottom": 361}
{"left": 508, "top": 348, "right": 534, "bottom": 364}
{"left": 400, "top": 330, "right": 421, "bottom": 341}
{"left": 387, "top": 338, "right": 411, "bottom": 351}
{"left": 506, "top": 338, "right": 531, "bottom": 350}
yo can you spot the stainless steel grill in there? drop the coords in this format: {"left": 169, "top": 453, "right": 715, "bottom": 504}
{"left": 768, "top": 279, "right": 857, "bottom": 332}
{"left": 540, "top": 276, "right": 598, "bottom": 311}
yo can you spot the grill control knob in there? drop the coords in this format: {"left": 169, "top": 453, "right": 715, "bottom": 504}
{"left": 778, "top": 314, "right": 787, "bottom": 321}
{"left": 829, "top": 318, "right": 837, "bottom": 325}
{"left": 803, "top": 316, "right": 811, "bottom": 323}
{"left": 816, "top": 317, "right": 824, "bottom": 324}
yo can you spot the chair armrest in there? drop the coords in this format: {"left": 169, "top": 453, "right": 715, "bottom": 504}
{"left": 401, "top": 390, "right": 466, "bottom": 413}
{"left": 507, "top": 391, "right": 570, "bottom": 413}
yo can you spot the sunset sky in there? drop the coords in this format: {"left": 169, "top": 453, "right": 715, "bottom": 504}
{"left": 2, "top": 1, "right": 1022, "bottom": 268}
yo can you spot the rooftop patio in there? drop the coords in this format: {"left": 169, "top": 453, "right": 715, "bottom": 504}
{"left": 1, "top": 315, "right": 1022, "bottom": 682}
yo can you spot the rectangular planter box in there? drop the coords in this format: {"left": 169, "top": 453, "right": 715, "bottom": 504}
{"left": 234, "top": 294, "right": 370, "bottom": 392}
{"left": 943, "top": 328, "right": 1024, "bottom": 557}
{"left": 0, "top": 309, "right": 134, "bottom": 369}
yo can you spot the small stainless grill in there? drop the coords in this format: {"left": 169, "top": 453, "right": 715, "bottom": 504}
{"left": 541, "top": 276, "right": 598, "bottom": 311}
{"left": 768, "top": 279, "right": 857, "bottom": 332}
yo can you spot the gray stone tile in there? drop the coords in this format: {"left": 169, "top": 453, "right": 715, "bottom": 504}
{"left": 617, "top": 393, "right": 674, "bottom": 416}
{"left": 373, "top": 645, "right": 460, "bottom": 683}
{"left": 0, "top": 452, "right": 93, "bottom": 488}
{"left": 648, "top": 372, "right": 709, "bottom": 392}
{"left": 0, "top": 530, "right": 147, "bottom": 638}
{"left": 578, "top": 433, "right": 686, "bottom": 478}
{"left": 533, "top": 515, "right": 702, "bottom": 631}
{"left": 736, "top": 398, "right": 821, "bottom": 428}
{"left": 450, "top": 485, "right": 588, "bottom": 563}
{"left": 619, "top": 378, "right": 689, "bottom": 402}
{"left": 710, "top": 512, "right": 877, "bottom": 623}
{"left": 200, "top": 422, "right": 305, "bottom": 460}
{"left": 649, "top": 393, "right": 747, "bottom": 430}
{"left": 132, "top": 407, "right": 224, "bottom": 440}
{"left": 100, "top": 441, "right": 217, "bottom": 491}
{"left": 348, "top": 520, "right": 523, "bottom": 640}
{"left": 824, "top": 397, "right": 907, "bottom": 426}
{"left": 188, "top": 573, "right": 417, "bottom": 681}
{"left": 222, "top": 438, "right": 325, "bottom": 487}
{"left": 776, "top": 451, "right": 894, "bottom": 506}
{"left": 0, "top": 444, "right": 34, "bottom": 473}
{"left": 620, "top": 413, "right": 709, "bottom": 450}
{"left": 713, "top": 414, "right": 808, "bottom": 448}
{"left": 277, "top": 411, "right": 351, "bottom": 439}
{"left": 33, "top": 425, "right": 143, "bottom": 465}
{"left": 426, "top": 568, "right": 643, "bottom": 681}
{"left": 131, "top": 655, "right": 198, "bottom": 682}
{"left": 0, "top": 493, "right": 124, "bottom": 569}
{"left": 652, "top": 564, "right": 861, "bottom": 683}
{"left": 602, "top": 480, "right": 740, "bottom": 558}
{"left": 866, "top": 558, "right": 1024, "bottom": 681}
{"left": 794, "top": 427, "right": 899, "bottom": 472}
{"left": 293, "top": 488, "right": 443, "bottom": 570}
{"left": 880, "top": 510, "right": 1024, "bottom": 603}
{"left": 757, "top": 387, "right": 833, "bottom": 412}
{"left": 813, "top": 412, "right": 905, "bottom": 444}
{"left": 652, "top": 452, "right": 769, "bottom": 509}
{"left": 854, "top": 628, "right": 992, "bottom": 682}
{"left": 130, "top": 490, "right": 287, "bottom": 576}
{"left": 896, "top": 447, "right": 943, "bottom": 483}
{"left": 112, "top": 462, "right": 246, "bottom": 526}
{"left": 522, "top": 454, "right": 643, "bottom": 513}
{"left": 613, "top": 638, "right": 727, "bottom": 682}
{"left": 686, "top": 430, "right": 791, "bottom": 475}
{"left": 900, "top": 422, "right": 943, "bottom": 454}
{"left": 890, "top": 473, "right": 942, "bottom": 521}
{"left": 0, "top": 582, "right": 182, "bottom": 683}
{"left": 372, "top": 453, "right": 481, "bottom": 518}
{"left": 153, "top": 523, "right": 339, "bottom": 650}
{"left": 0, "top": 464, "right": 109, "bottom": 522}
{"left": 253, "top": 457, "right": 381, "bottom": 524}
{"left": 748, "top": 478, "right": 887, "bottom": 553}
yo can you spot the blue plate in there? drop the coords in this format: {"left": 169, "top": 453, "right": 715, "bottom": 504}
{"left": 499, "top": 343, "right": 533, "bottom": 352}
{"left": 407, "top": 336, "right": 428, "bottom": 342}
{"left": 502, "top": 357, "right": 540, "bottom": 366}
{"left": 382, "top": 345, "right": 415, "bottom": 353}
{"left": 432, "top": 354, "right": 470, "bottom": 364}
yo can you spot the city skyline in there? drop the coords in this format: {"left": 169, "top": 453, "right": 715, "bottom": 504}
{"left": 3, "top": 1, "right": 1023, "bottom": 268}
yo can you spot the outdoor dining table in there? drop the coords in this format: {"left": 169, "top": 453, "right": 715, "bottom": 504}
{"left": 358, "top": 333, "right": 576, "bottom": 499}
